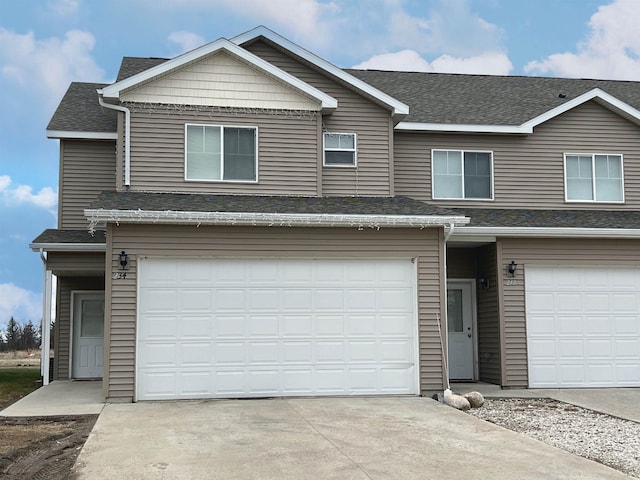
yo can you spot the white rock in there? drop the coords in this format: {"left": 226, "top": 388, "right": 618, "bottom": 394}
{"left": 463, "top": 391, "right": 485, "bottom": 408}
{"left": 443, "top": 388, "right": 471, "bottom": 411}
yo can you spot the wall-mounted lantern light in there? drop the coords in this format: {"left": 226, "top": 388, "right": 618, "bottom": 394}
{"left": 508, "top": 260, "right": 518, "bottom": 277}
{"left": 119, "top": 251, "right": 129, "bottom": 270}
{"left": 479, "top": 275, "right": 489, "bottom": 290}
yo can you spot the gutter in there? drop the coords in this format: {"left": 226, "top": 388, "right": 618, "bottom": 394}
{"left": 453, "top": 226, "right": 640, "bottom": 239}
{"left": 97, "top": 93, "right": 131, "bottom": 187}
{"left": 29, "top": 243, "right": 106, "bottom": 252}
{"left": 84, "top": 208, "right": 471, "bottom": 231}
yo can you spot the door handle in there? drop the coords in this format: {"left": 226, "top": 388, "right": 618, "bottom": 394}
{"left": 467, "top": 333, "right": 472, "bottom": 338}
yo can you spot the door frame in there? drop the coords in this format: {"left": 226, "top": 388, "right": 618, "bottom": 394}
{"left": 446, "top": 279, "right": 479, "bottom": 381}
{"left": 69, "top": 290, "right": 105, "bottom": 379}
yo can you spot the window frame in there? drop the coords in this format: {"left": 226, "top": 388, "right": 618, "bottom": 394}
{"left": 563, "top": 152, "right": 624, "bottom": 203}
{"left": 431, "top": 149, "right": 495, "bottom": 201}
{"left": 184, "top": 123, "right": 259, "bottom": 183}
{"left": 323, "top": 132, "right": 357, "bottom": 168}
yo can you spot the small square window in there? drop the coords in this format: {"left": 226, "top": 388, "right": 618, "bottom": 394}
{"left": 565, "top": 153, "right": 623, "bottom": 202}
{"left": 324, "top": 132, "right": 356, "bottom": 167}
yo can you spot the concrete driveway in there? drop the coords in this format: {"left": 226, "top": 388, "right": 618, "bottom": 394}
{"left": 73, "top": 396, "right": 631, "bottom": 480}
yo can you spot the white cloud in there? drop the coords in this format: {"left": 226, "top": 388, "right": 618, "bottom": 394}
{"left": 47, "top": 0, "right": 80, "bottom": 16}
{"left": 169, "top": 0, "right": 338, "bottom": 47}
{"left": 0, "top": 175, "right": 58, "bottom": 209}
{"left": 0, "top": 29, "right": 105, "bottom": 108}
{"left": 168, "top": 31, "right": 206, "bottom": 54}
{"left": 387, "top": 0, "right": 506, "bottom": 57}
{"left": 353, "top": 49, "right": 512, "bottom": 75}
{"left": 0, "top": 283, "right": 41, "bottom": 324}
{"left": 525, "top": 0, "right": 640, "bottom": 80}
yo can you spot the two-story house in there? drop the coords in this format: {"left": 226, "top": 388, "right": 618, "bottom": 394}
{"left": 31, "top": 26, "right": 640, "bottom": 403}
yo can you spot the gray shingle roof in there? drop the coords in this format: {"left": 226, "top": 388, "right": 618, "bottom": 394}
{"left": 116, "top": 57, "right": 168, "bottom": 81}
{"left": 31, "top": 229, "right": 106, "bottom": 244}
{"left": 88, "top": 191, "right": 461, "bottom": 217}
{"left": 345, "top": 70, "right": 640, "bottom": 125}
{"left": 451, "top": 208, "right": 640, "bottom": 230}
{"left": 47, "top": 82, "right": 116, "bottom": 133}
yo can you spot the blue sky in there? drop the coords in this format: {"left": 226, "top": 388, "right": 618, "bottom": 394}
{"left": 0, "top": 0, "right": 639, "bottom": 325}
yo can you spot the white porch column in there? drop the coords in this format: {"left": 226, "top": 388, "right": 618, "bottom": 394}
{"left": 41, "top": 266, "right": 52, "bottom": 385}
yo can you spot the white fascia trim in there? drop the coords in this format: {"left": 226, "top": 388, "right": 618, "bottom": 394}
{"left": 231, "top": 26, "right": 409, "bottom": 118}
{"left": 521, "top": 88, "right": 640, "bottom": 130}
{"left": 29, "top": 243, "right": 106, "bottom": 252}
{"left": 453, "top": 226, "right": 640, "bottom": 239}
{"left": 100, "top": 38, "right": 337, "bottom": 111}
{"left": 396, "top": 122, "right": 530, "bottom": 134}
{"left": 396, "top": 88, "right": 640, "bottom": 134}
{"left": 85, "top": 208, "right": 470, "bottom": 229}
{"left": 46, "top": 130, "right": 118, "bottom": 140}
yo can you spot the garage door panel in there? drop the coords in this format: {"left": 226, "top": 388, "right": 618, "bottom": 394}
{"left": 138, "top": 258, "right": 417, "bottom": 400}
{"left": 526, "top": 266, "right": 640, "bottom": 388}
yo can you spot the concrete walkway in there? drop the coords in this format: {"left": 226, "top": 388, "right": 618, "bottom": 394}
{"left": 72, "top": 397, "right": 631, "bottom": 480}
{"left": 453, "top": 383, "right": 640, "bottom": 423}
{"left": 0, "top": 380, "right": 104, "bottom": 417}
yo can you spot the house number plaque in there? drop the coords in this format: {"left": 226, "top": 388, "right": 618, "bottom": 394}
{"left": 112, "top": 272, "right": 127, "bottom": 280}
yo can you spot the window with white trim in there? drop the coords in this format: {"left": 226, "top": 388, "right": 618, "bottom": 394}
{"left": 185, "top": 124, "right": 257, "bottom": 181}
{"left": 564, "top": 153, "right": 623, "bottom": 202}
{"left": 323, "top": 132, "right": 356, "bottom": 166}
{"left": 432, "top": 149, "right": 493, "bottom": 200}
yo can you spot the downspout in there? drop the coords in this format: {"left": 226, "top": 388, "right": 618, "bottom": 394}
{"left": 98, "top": 95, "right": 131, "bottom": 187}
{"left": 39, "top": 249, "right": 51, "bottom": 386}
{"left": 441, "top": 223, "right": 455, "bottom": 390}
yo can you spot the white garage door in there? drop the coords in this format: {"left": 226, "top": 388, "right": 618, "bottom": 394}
{"left": 526, "top": 266, "right": 640, "bottom": 388}
{"left": 137, "top": 258, "right": 417, "bottom": 400}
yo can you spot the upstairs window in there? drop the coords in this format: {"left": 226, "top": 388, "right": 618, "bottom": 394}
{"left": 324, "top": 132, "right": 356, "bottom": 167}
{"left": 185, "top": 124, "right": 257, "bottom": 182}
{"left": 565, "top": 154, "right": 623, "bottom": 202}
{"left": 432, "top": 150, "right": 493, "bottom": 200}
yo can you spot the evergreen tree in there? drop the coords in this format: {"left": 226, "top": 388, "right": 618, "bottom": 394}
{"left": 5, "top": 317, "right": 22, "bottom": 351}
{"left": 21, "top": 321, "right": 38, "bottom": 350}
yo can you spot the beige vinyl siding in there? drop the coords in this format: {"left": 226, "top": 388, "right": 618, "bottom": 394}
{"left": 46, "top": 252, "right": 105, "bottom": 275}
{"left": 395, "top": 101, "right": 640, "bottom": 209}
{"left": 127, "top": 105, "right": 320, "bottom": 195}
{"left": 246, "top": 40, "right": 393, "bottom": 196}
{"left": 105, "top": 223, "right": 445, "bottom": 401}
{"left": 121, "top": 51, "right": 319, "bottom": 111}
{"left": 498, "top": 237, "right": 640, "bottom": 387}
{"left": 54, "top": 276, "right": 104, "bottom": 380}
{"left": 476, "top": 244, "right": 500, "bottom": 384}
{"left": 447, "top": 248, "right": 476, "bottom": 279}
{"left": 59, "top": 140, "right": 116, "bottom": 229}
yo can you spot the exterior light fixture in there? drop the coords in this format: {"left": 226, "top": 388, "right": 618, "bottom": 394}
{"left": 479, "top": 275, "right": 489, "bottom": 290}
{"left": 119, "top": 251, "right": 129, "bottom": 270}
{"left": 508, "top": 261, "right": 518, "bottom": 277}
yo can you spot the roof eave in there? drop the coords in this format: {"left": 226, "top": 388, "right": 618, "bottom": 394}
{"left": 46, "top": 130, "right": 117, "bottom": 140}
{"left": 85, "top": 208, "right": 469, "bottom": 230}
{"left": 29, "top": 243, "right": 106, "bottom": 252}
{"left": 455, "top": 226, "right": 640, "bottom": 239}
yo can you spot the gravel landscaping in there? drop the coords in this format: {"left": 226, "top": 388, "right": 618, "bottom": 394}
{"left": 468, "top": 398, "right": 640, "bottom": 479}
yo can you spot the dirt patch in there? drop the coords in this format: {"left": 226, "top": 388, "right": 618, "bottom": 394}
{"left": 0, "top": 415, "right": 97, "bottom": 480}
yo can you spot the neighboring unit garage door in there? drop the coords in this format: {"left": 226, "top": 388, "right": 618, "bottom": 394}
{"left": 137, "top": 258, "right": 417, "bottom": 400}
{"left": 526, "top": 266, "right": 640, "bottom": 388}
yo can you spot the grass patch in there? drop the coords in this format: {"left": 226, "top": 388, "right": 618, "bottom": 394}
{"left": 0, "top": 368, "right": 41, "bottom": 409}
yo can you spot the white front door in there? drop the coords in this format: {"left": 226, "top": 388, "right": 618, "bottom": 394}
{"left": 72, "top": 292, "right": 104, "bottom": 379}
{"left": 447, "top": 282, "right": 475, "bottom": 380}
